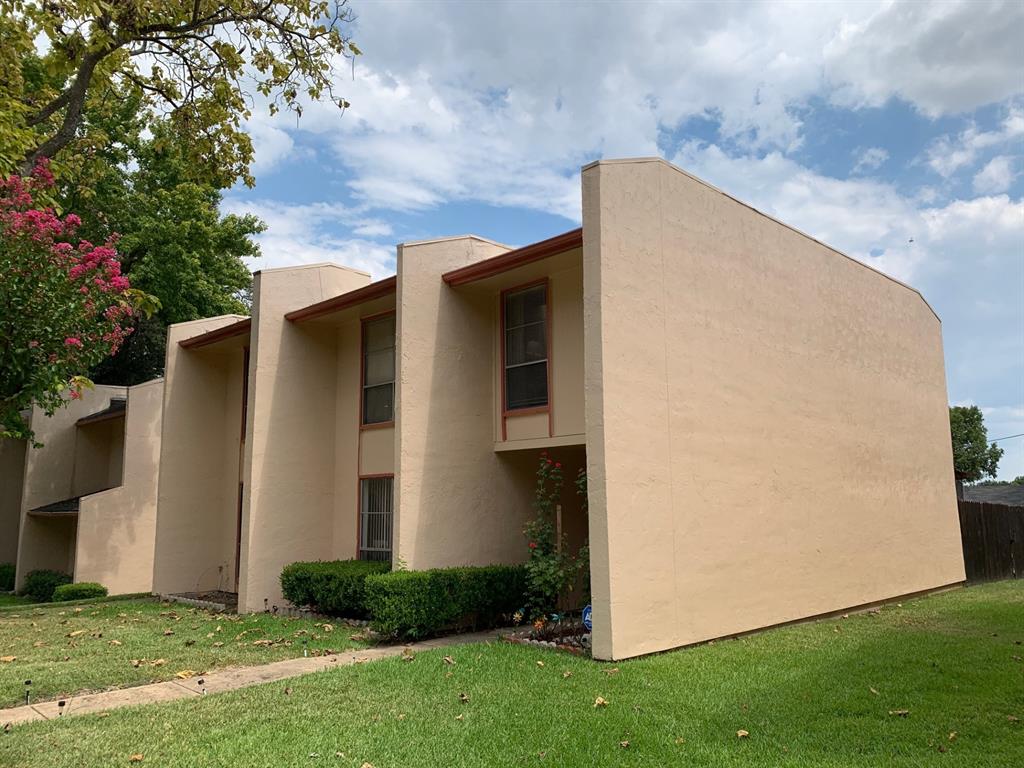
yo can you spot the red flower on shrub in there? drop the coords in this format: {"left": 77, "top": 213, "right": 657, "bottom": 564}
{"left": 528, "top": 541, "right": 538, "bottom": 550}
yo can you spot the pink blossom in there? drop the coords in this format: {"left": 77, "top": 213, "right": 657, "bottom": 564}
{"left": 64, "top": 337, "right": 83, "bottom": 348}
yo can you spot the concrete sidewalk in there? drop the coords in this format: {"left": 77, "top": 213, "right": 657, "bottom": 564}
{"left": 1, "top": 629, "right": 503, "bottom": 727}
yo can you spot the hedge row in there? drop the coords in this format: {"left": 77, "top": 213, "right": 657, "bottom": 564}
{"left": 53, "top": 582, "right": 108, "bottom": 602}
{"left": 20, "top": 569, "right": 72, "bottom": 602}
{"left": 280, "top": 559, "right": 390, "bottom": 618}
{"left": 365, "top": 564, "right": 527, "bottom": 639}
{"left": 280, "top": 560, "right": 528, "bottom": 640}
{"left": 0, "top": 563, "right": 13, "bottom": 592}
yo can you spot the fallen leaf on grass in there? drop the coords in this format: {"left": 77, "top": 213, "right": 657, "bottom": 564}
{"left": 562, "top": 670, "right": 573, "bottom": 678}
{"left": 212, "top": 642, "right": 223, "bottom": 648}
{"left": 284, "top": 687, "right": 292, "bottom": 696}
{"left": 674, "top": 737, "right": 686, "bottom": 745}
{"left": 361, "top": 763, "right": 374, "bottom": 768}
{"left": 869, "top": 687, "right": 879, "bottom": 695}
{"left": 737, "top": 730, "right": 750, "bottom": 738}
{"left": 184, "top": 639, "right": 195, "bottom": 647}
{"left": 175, "top": 670, "right": 196, "bottom": 679}
{"left": 67, "top": 630, "right": 86, "bottom": 638}
{"left": 603, "top": 667, "right": 620, "bottom": 676}
{"left": 162, "top": 629, "right": 174, "bottom": 636}
{"left": 888, "top": 709, "right": 910, "bottom": 718}
{"left": 948, "top": 732, "right": 958, "bottom": 741}
{"left": 619, "top": 741, "right": 630, "bottom": 749}
{"left": 459, "top": 693, "right": 470, "bottom": 703}
{"left": 97, "top": 712, "right": 110, "bottom": 718}
{"left": 1008, "top": 715, "right": 1020, "bottom": 723}
{"left": 454, "top": 714, "right": 464, "bottom": 721}
{"left": 443, "top": 655, "right": 455, "bottom": 665}
{"left": 594, "top": 696, "right": 609, "bottom": 708}
{"left": 129, "top": 754, "right": 144, "bottom": 763}
{"left": 321, "top": 624, "right": 334, "bottom": 633}
{"left": 536, "top": 660, "right": 544, "bottom": 667}
{"left": 109, "top": 640, "right": 122, "bottom": 646}
{"left": 0, "top": 656, "right": 16, "bottom": 663}
{"left": 32, "top": 641, "right": 45, "bottom": 648}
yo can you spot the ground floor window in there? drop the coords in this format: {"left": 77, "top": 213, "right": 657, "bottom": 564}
{"left": 359, "top": 476, "right": 393, "bottom": 562}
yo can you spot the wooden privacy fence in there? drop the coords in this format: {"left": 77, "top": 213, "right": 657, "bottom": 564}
{"left": 958, "top": 501, "right": 1024, "bottom": 581}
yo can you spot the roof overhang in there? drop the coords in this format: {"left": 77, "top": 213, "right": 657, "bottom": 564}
{"left": 441, "top": 228, "right": 582, "bottom": 287}
{"left": 178, "top": 318, "right": 251, "bottom": 349}
{"left": 76, "top": 398, "right": 126, "bottom": 427}
{"left": 30, "top": 497, "right": 80, "bottom": 516}
{"left": 286, "top": 276, "right": 397, "bottom": 323}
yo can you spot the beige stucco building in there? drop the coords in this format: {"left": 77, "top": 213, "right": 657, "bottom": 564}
{"left": 153, "top": 157, "right": 964, "bottom": 659}
{"left": 10, "top": 380, "right": 163, "bottom": 595}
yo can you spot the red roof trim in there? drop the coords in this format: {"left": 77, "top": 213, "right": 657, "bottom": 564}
{"left": 285, "top": 276, "right": 397, "bottom": 323}
{"left": 441, "top": 228, "right": 583, "bottom": 287}
{"left": 178, "top": 318, "right": 251, "bottom": 349}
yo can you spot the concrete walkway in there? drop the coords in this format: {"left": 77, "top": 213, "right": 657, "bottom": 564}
{"left": 1, "top": 629, "right": 503, "bottom": 728}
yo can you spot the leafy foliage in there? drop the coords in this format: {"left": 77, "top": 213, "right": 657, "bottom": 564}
{"left": 280, "top": 560, "right": 390, "bottom": 619}
{"left": 20, "top": 568, "right": 72, "bottom": 602}
{"left": 0, "top": 563, "right": 14, "bottom": 592}
{"left": 950, "top": 405, "right": 1004, "bottom": 483}
{"left": 0, "top": 163, "right": 154, "bottom": 440}
{"left": 52, "top": 582, "right": 109, "bottom": 602}
{"left": 0, "top": 1, "right": 359, "bottom": 188}
{"left": 365, "top": 565, "right": 527, "bottom": 640}
{"left": 522, "top": 452, "right": 589, "bottom": 618}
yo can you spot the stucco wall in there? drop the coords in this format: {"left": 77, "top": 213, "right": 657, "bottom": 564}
{"left": 153, "top": 317, "right": 248, "bottom": 595}
{"left": 0, "top": 439, "right": 26, "bottom": 566}
{"left": 582, "top": 158, "right": 965, "bottom": 660}
{"left": 14, "top": 386, "right": 127, "bottom": 586}
{"left": 239, "top": 264, "right": 370, "bottom": 612}
{"left": 76, "top": 378, "right": 163, "bottom": 594}
{"left": 396, "top": 236, "right": 537, "bottom": 569}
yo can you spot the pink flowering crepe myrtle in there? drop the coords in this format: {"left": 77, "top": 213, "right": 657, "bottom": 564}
{"left": 0, "top": 161, "right": 151, "bottom": 440}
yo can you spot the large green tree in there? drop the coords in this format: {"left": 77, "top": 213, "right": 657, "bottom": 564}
{"left": 0, "top": 1, "right": 358, "bottom": 187}
{"left": 949, "top": 405, "right": 1004, "bottom": 483}
{"left": 70, "top": 118, "right": 265, "bottom": 384}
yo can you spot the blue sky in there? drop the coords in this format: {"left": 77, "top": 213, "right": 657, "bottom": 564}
{"left": 222, "top": 0, "right": 1024, "bottom": 479}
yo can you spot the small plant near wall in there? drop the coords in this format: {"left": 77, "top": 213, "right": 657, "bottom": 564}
{"left": 522, "top": 452, "right": 589, "bottom": 619}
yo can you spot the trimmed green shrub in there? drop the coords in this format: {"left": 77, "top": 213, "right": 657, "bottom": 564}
{"left": 52, "top": 582, "right": 108, "bottom": 602}
{"left": 20, "top": 569, "right": 72, "bottom": 602}
{"left": 280, "top": 559, "right": 390, "bottom": 618}
{"left": 0, "top": 563, "right": 14, "bottom": 592}
{"left": 365, "top": 564, "right": 527, "bottom": 639}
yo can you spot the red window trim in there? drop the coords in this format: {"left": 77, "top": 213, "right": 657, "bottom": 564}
{"left": 499, "top": 277, "right": 553, "bottom": 441}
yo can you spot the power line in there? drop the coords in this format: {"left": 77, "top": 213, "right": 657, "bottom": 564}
{"left": 991, "top": 432, "right": 1024, "bottom": 442}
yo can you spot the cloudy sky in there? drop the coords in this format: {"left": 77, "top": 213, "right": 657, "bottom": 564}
{"left": 223, "top": 0, "right": 1024, "bottom": 479}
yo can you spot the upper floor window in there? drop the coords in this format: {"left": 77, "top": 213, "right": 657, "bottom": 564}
{"left": 504, "top": 283, "right": 548, "bottom": 411}
{"left": 362, "top": 314, "right": 395, "bottom": 425}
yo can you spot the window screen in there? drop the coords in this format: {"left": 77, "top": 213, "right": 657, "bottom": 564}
{"left": 362, "top": 314, "right": 395, "bottom": 424}
{"left": 359, "top": 476, "right": 393, "bottom": 562}
{"left": 504, "top": 284, "right": 548, "bottom": 410}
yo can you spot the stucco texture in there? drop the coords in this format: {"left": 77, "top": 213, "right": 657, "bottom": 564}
{"left": 0, "top": 438, "right": 26, "bottom": 566}
{"left": 239, "top": 264, "right": 371, "bottom": 612}
{"left": 75, "top": 378, "right": 163, "bottom": 594}
{"left": 396, "top": 236, "right": 539, "bottom": 570}
{"left": 582, "top": 158, "right": 965, "bottom": 660}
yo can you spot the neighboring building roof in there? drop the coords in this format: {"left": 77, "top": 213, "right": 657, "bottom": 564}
{"left": 75, "top": 398, "right": 126, "bottom": 427}
{"left": 442, "top": 228, "right": 583, "bottom": 286}
{"left": 285, "top": 276, "right": 397, "bottom": 323}
{"left": 962, "top": 484, "right": 1024, "bottom": 506}
{"left": 30, "top": 497, "right": 80, "bottom": 515}
{"left": 178, "top": 318, "right": 252, "bottom": 349}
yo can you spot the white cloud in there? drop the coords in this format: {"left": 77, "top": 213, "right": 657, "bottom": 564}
{"left": 973, "top": 156, "right": 1017, "bottom": 194}
{"left": 852, "top": 147, "right": 888, "bottom": 173}
{"left": 220, "top": 198, "right": 396, "bottom": 278}
{"left": 925, "top": 107, "right": 1024, "bottom": 177}
{"left": 824, "top": 0, "right": 1024, "bottom": 116}
{"left": 245, "top": 113, "right": 296, "bottom": 176}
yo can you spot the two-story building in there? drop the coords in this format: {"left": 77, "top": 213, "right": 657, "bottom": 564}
{"left": 153, "top": 157, "right": 965, "bottom": 660}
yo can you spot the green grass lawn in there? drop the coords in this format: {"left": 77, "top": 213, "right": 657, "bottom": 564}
{"left": 2, "top": 581, "right": 1022, "bottom": 767}
{"left": 0, "top": 598, "right": 366, "bottom": 708}
{"left": 0, "top": 595, "right": 31, "bottom": 608}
